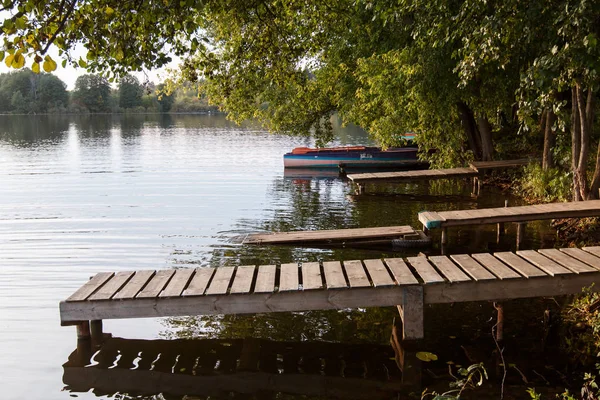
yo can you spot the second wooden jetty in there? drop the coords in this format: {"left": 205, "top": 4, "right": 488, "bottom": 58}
{"left": 348, "top": 158, "right": 534, "bottom": 194}
{"left": 242, "top": 225, "right": 417, "bottom": 246}
{"left": 419, "top": 199, "right": 600, "bottom": 247}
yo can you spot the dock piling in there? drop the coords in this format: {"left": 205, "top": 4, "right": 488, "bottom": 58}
{"left": 76, "top": 321, "right": 90, "bottom": 340}
{"left": 397, "top": 286, "right": 424, "bottom": 340}
{"left": 516, "top": 223, "right": 526, "bottom": 249}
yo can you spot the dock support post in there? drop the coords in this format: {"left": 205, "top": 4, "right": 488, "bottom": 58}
{"left": 76, "top": 321, "right": 90, "bottom": 340}
{"left": 472, "top": 177, "right": 478, "bottom": 196}
{"left": 497, "top": 200, "right": 509, "bottom": 243}
{"left": 90, "top": 320, "right": 103, "bottom": 341}
{"left": 516, "top": 222, "right": 526, "bottom": 249}
{"left": 356, "top": 183, "right": 365, "bottom": 195}
{"left": 493, "top": 302, "right": 504, "bottom": 342}
{"left": 397, "top": 286, "right": 424, "bottom": 340}
{"left": 441, "top": 227, "right": 448, "bottom": 248}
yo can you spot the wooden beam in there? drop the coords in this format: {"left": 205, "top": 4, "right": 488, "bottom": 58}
{"left": 60, "top": 286, "right": 408, "bottom": 323}
{"left": 424, "top": 273, "right": 599, "bottom": 304}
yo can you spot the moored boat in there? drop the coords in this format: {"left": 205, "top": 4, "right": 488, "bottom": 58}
{"left": 283, "top": 145, "right": 425, "bottom": 169}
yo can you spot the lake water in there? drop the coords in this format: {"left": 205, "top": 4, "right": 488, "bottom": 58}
{"left": 0, "top": 114, "right": 557, "bottom": 399}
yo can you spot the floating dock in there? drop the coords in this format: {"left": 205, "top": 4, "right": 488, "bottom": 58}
{"left": 61, "top": 246, "right": 600, "bottom": 341}
{"left": 348, "top": 158, "right": 535, "bottom": 193}
{"left": 242, "top": 225, "right": 417, "bottom": 246}
{"left": 419, "top": 199, "right": 600, "bottom": 247}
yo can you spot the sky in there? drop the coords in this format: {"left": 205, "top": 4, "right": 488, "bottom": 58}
{"left": 0, "top": 45, "right": 180, "bottom": 90}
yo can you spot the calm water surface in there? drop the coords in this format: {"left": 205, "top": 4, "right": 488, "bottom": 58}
{"left": 0, "top": 114, "right": 556, "bottom": 399}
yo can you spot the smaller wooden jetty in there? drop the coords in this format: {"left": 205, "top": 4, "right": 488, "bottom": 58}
{"left": 348, "top": 158, "right": 534, "bottom": 194}
{"left": 242, "top": 225, "right": 418, "bottom": 246}
{"left": 419, "top": 199, "right": 600, "bottom": 247}
{"left": 60, "top": 245, "right": 600, "bottom": 343}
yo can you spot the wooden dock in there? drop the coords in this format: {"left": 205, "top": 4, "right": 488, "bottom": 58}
{"left": 63, "top": 337, "right": 402, "bottom": 399}
{"left": 243, "top": 225, "right": 416, "bottom": 245}
{"left": 419, "top": 199, "right": 600, "bottom": 247}
{"left": 60, "top": 246, "right": 600, "bottom": 341}
{"left": 347, "top": 158, "right": 535, "bottom": 194}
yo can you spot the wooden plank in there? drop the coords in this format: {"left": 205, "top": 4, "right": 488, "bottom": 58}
{"left": 137, "top": 270, "right": 176, "bottom": 298}
{"left": 363, "top": 259, "right": 395, "bottom": 287}
{"left": 384, "top": 258, "right": 419, "bottom": 285}
{"left": 450, "top": 255, "right": 496, "bottom": 281}
{"left": 159, "top": 269, "right": 194, "bottom": 298}
{"left": 471, "top": 253, "right": 521, "bottom": 280}
{"left": 279, "top": 263, "right": 300, "bottom": 292}
{"left": 205, "top": 267, "right": 235, "bottom": 295}
{"left": 244, "top": 225, "right": 415, "bottom": 245}
{"left": 583, "top": 246, "right": 600, "bottom": 259}
{"left": 89, "top": 271, "right": 134, "bottom": 301}
{"left": 560, "top": 248, "right": 600, "bottom": 271}
{"left": 254, "top": 265, "right": 276, "bottom": 293}
{"left": 406, "top": 257, "right": 445, "bottom": 284}
{"left": 428, "top": 256, "right": 471, "bottom": 283}
{"left": 516, "top": 250, "right": 572, "bottom": 276}
{"left": 229, "top": 266, "right": 256, "bottom": 294}
{"left": 67, "top": 272, "right": 114, "bottom": 302}
{"left": 343, "top": 260, "right": 371, "bottom": 288}
{"left": 322, "top": 261, "right": 348, "bottom": 289}
{"left": 418, "top": 211, "right": 444, "bottom": 229}
{"left": 113, "top": 270, "right": 155, "bottom": 300}
{"left": 494, "top": 252, "right": 546, "bottom": 278}
{"left": 538, "top": 249, "right": 597, "bottom": 274}
{"left": 183, "top": 268, "right": 215, "bottom": 297}
{"left": 302, "top": 262, "right": 323, "bottom": 290}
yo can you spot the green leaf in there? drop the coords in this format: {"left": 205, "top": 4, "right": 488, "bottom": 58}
{"left": 15, "top": 16, "right": 27, "bottom": 30}
{"left": 12, "top": 52, "right": 25, "bottom": 68}
{"left": 0, "top": 51, "right": 4, "bottom": 62}
{"left": 31, "top": 61, "right": 40, "bottom": 73}
{"left": 4, "top": 53, "right": 14, "bottom": 67}
{"left": 43, "top": 55, "right": 57, "bottom": 72}
{"left": 78, "top": 58, "right": 87, "bottom": 68}
{"left": 416, "top": 352, "right": 438, "bottom": 362}
{"left": 105, "top": 6, "right": 115, "bottom": 16}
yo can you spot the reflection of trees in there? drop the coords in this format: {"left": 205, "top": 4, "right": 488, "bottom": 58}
{"left": 163, "top": 307, "right": 397, "bottom": 345}
{"left": 0, "top": 115, "right": 69, "bottom": 144}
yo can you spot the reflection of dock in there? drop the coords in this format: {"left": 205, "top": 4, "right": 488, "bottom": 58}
{"left": 63, "top": 337, "right": 403, "bottom": 399}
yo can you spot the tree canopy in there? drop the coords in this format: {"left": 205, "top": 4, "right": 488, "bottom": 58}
{"left": 1, "top": 0, "right": 600, "bottom": 197}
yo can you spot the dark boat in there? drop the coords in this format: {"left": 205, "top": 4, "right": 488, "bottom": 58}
{"left": 284, "top": 133, "right": 425, "bottom": 169}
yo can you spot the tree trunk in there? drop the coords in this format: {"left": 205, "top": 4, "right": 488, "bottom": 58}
{"left": 542, "top": 109, "right": 556, "bottom": 170}
{"left": 476, "top": 115, "right": 494, "bottom": 161}
{"left": 572, "top": 86, "right": 582, "bottom": 201}
{"left": 575, "top": 84, "right": 591, "bottom": 199}
{"left": 457, "top": 102, "right": 481, "bottom": 160}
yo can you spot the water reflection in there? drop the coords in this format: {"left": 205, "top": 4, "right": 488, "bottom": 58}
{"left": 63, "top": 335, "right": 402, "bottom": 399}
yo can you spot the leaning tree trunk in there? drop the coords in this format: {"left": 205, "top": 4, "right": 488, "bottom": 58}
{"left": 476, "top": 115, "right": 494, "bottom": 161}
{"left": 542, "top": 109, "right": 556, "bottom": 170}
{"left": 571, "top": 83, "right": 596, "bottom": 200}
{"left": 572, "top": 86, "right": 583, "bottom": 201}
{"left": 457, "top": 102, "right": 481, "bottom": 160}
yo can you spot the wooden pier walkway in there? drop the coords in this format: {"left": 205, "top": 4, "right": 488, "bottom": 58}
{"left": 242, "top": 225, "right": 416, "bottom": 245}
{"left": 64, "top": 337, "right": 402, "bottom": 399}
{"left": 348, "top": 158, "right": 534, "bottom": 193}
{"left": 419, "top": 199, "right": 600, "bottom": 247}
{"left": 60, "top": 246, "right": 600, "bottom": 341}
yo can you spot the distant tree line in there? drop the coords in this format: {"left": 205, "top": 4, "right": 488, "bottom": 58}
{"left": 0, "top": 69, "right": 219, "bottom": 115}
